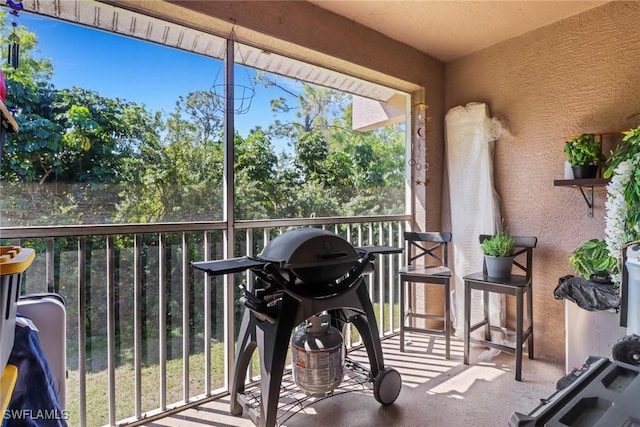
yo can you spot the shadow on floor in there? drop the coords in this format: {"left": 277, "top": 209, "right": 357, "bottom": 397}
{"left": 148, "top": 333, "right": 564, "bottom": 427}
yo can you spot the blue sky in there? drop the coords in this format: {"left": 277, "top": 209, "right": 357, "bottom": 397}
{"left": 19, "top": 12, "right": 291, "bottom": 140}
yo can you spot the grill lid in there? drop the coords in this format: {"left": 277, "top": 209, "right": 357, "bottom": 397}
{"left": 258, "top": 228, "right": 359, "bottom": 283}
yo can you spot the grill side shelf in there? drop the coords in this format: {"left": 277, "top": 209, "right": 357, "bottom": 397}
{"left": 191, "top": 257, "right": 268, "bottom": 276}
{"left": 356, "top": 245, "right": 403, "bottom": 255}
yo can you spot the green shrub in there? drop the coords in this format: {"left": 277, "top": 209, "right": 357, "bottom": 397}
{"left": 482, "top": 232, "right": 515, "bottom": 257}
{"left": 569, "top": 238, "right": 617, "bottom": 279}
{"left": 564, "top": 133, "right": 606, "bottom": 166}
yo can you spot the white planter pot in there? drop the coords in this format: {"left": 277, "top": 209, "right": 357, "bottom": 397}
{"left": 564, "top": 300, "right": 626, "bottom": 373}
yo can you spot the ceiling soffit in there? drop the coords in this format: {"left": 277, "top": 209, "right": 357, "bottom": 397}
{"left": 14, "top": 0, "right": 403, "bottom": 102}
{"left": 309, "top": 1, "right": 609, "bottom": 62}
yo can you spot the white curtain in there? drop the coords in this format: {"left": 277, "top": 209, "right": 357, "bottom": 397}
{"left": 445, "top": 102, "right": 504, "bottom": 335}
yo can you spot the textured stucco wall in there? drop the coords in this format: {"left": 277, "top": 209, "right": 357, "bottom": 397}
{"left": 445, "top": 1, "right": 640, "bottom": 362}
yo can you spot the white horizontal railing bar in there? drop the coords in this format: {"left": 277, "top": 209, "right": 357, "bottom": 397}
{"left": 0, "top": 215, "right": 410, "bottom": 240}
{"left": 0, "top": 221, "right": 227, "bottom": 239}
{"left": 235, "top": 214, "right": 410, "bottom": 230}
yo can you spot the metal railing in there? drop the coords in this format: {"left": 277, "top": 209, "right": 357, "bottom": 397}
{"left": 0, "top": 215, "right": 409, "bottom": 426}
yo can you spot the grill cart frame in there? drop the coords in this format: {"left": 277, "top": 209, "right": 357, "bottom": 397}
{"left": 193, "top": 228, "right": 403, "bottom": 427}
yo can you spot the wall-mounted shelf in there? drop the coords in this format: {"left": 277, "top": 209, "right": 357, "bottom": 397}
{"left": 553, "top": 178, "right": 609, "bottom": 217}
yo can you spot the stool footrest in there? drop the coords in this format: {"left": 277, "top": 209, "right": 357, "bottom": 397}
{"left": 468, "top": 327, "right": 533, "bottom": 356}
{"left": 405, "top": 312, "right": 445, "bottom": 322}
{"left": 468, "top": 319, "right": 489, "bottom": 333}
{"left": 403, "top": 325, "right": 447, "bottom": 336}
{"left": 468, "top": 338, "right": 518, "bottom": 355}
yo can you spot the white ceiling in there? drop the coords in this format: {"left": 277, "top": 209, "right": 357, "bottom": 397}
{"left": 13, "top": 0, "right": 611, "bottom": 100}
{"left": 16, "top": 0, "right": 398, "bottom": 100}
{"left": 308, "top": 1, "right": 609, "bottom": 62}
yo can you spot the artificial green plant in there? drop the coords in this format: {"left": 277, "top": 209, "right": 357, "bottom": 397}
{"left": 564, "top": 133, "right": 606, "bottom": 166}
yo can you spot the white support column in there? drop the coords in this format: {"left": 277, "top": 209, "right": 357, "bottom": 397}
{"left": 223, "top": 36, "right": 236, "bottom": 392}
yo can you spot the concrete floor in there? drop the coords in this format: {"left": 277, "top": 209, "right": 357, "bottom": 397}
{"left": 147, "top": 333, "right": 565, "bottom": 427}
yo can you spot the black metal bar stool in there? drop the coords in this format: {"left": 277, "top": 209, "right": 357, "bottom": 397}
{"left": 399, "top": 231, "right": 452, "bottom": 358}
{"left": 463, "top": 235, "right": 537, "bottom": 381}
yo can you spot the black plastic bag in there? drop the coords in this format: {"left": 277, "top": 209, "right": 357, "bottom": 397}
{"left": 554, "top": 275, "right": 620, "bottom": 312}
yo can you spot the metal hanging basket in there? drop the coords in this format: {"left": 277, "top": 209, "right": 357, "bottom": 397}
{"left": 210, "top": 83, "right": 255, "bottom": 115}
{"left": 210, "top": 27, "right": 255, "bottom": 115}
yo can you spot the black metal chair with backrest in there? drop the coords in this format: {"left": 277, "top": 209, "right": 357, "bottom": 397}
{"left": 399, "top": 231, "right": 452, "bottom": 359}
{"left": 463, "top": 234, "right": 537, "bottom": 381}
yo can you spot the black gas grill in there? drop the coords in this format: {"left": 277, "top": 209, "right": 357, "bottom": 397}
{"left": 192, "top": 227, "right": 403, "bottom": 427}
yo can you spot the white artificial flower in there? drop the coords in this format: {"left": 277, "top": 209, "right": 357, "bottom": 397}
{"left": 605, "top": 155, "right": 640, "bottom": 286}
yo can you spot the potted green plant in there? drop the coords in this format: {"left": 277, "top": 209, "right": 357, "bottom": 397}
{"left": 482, "top": 231, "right": 515, "bottom": 278}
{"left": 568, "top": 238, "right": 617, "bottom": 283}
{"left": 564, "top": 133, "right": 606, "bottom": 179}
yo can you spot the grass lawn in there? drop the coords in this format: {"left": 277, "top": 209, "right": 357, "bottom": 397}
{"left": 63, "top": 303, "right": 400, "bottom": 426}
{"left": 66, "top": 349, "right": 225, "bottom": 426}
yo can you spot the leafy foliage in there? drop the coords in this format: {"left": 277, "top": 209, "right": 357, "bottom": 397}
{"left": 605, "top": 127, "right": 640, "bottom": 178}
{"left": 564, "top": 133, "right": 606, "bottom": 166}
{"left": 0, "top": 15, "right": 406, "bottom": 226}
{"left": 3, "top": 80, "right": 160, "bottom": 184}
{"left": 482, "top": 232, "right": 515, "bottom": 257}
{"left": 604, "top": 126, "right": 640, "bottom": 286}
{"left": 569, "top": 238, "right": 617, "bottom": 279}
{"left": 604, "top": 127, "right": 640, "bottom": 239}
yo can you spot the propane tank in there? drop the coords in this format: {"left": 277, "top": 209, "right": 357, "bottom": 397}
{"left": 291, "top": 312, "right": 345, "bottom": 396}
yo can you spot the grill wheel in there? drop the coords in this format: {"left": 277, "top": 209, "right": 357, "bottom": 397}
{"left": 373, "top": 367, "right": 402, "bottom": 405}
{"left": 612, "top": 334, "right": 640, "bottom": 365}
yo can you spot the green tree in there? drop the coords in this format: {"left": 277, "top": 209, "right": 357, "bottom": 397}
{"left": 115, "top": 92, "right": 225, "bottom": 223}
{"left": 1, "top": 17, "right": 405, "bottom": 225}
{"left": 256, "top": 75, "right": 406, "bottom": 217}
{"left": 235, "top": 131, "right": 279, "bottom": 219}
{"left": 3, "top": 85, "right": 160, "bottom": 184}
{"left": 0, "top": 12, "right": 160, "bottom": 187}
{"left": 0, "top": 13, "right": 163, "bottom": 226}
